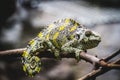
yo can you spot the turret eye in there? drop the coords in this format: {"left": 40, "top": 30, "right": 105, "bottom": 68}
{"left": 85, "top": 31, "right": 92, "bottom": 37}
{"left": 76, "top": 34, "right": 80, "bottom": 40}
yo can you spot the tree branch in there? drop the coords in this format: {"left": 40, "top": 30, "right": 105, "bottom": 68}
{"left": 78, "top": 58, "right": 120, "bottom": 80}
{"left": 0, "top": 48, "right": 26, "bottom": 55}
{"left": 78, "top": 49, "right": 120, "bottom": 80}
{"left": 0, "top": 48, "right": 120, "bottom": 69}
{"left": 0, "top": 48, "right": 120, "bottom": 80}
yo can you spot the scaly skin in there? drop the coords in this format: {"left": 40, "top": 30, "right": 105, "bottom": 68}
{"left": 22, "top": 18, "right": 101, "bottom": 77}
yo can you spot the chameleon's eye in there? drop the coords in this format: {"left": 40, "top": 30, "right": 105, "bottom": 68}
{"left": 78, "top": 25, "right": 82, "bottom": 28}
{"left": 76, "top": 34, "right": 80, "bottom": 40}
{"left": 85, "top": 31, "right": 92, "bottom": 37}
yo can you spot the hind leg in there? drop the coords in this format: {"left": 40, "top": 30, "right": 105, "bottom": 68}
{"left": 45, "top": 41, "right": 61, "bottom": 60}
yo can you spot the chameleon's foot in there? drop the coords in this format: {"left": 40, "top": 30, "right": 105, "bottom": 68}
{"left": 75, "top": 50, "right": 82, "bottom": 62}
{"left": 54, "top": 50, "right": 61, "bottom": 60}
{"left": 22, "top": 56, "right": 41, "bottom": 77}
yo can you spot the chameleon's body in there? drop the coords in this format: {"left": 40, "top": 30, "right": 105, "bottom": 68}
{"left": 22, "top": 18, "right": 101, "bottom": 76}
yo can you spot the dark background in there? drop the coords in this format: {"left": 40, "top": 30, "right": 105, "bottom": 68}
{"left": 0, "top": 0, "right": 120, "bottom": 80}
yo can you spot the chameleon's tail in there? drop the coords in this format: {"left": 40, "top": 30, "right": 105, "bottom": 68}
{"left": 21, "top": 37, "right": 44, "bottom": 77}
{"left": 22, "top": 50, "right": 41, "bottom": 77}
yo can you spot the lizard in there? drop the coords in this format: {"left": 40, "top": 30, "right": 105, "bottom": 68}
{"left": 22, "top": 18, "right": 101, "bottom": 77}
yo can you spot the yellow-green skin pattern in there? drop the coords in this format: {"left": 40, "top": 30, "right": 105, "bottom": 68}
{"left": 22, "top": 18, "right": 101, "bottom": 77}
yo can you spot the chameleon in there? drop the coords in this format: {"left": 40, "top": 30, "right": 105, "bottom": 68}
{"left": 22, "top": 18, "right": 101, "bottom": 77}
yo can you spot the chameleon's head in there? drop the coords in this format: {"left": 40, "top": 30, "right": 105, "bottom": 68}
{"left": 76, "top": 28, "right": 101, "bottom": 49}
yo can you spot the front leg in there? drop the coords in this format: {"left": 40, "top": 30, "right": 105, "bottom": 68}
{"left": 61, "top": 39, "right": 83, "bottom": 62}
{"left": 44, "top": 40, "right": 61, "bottom": 60}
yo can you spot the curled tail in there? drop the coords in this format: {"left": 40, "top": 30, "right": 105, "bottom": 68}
{"left": 22, "top": 37, "right": 45, "bottom": 77}
{"left": 22, "top": 50, "right": 41, "bottom": 77}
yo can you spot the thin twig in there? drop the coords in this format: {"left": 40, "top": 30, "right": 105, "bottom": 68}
{"left": 104, "top": 49, "right": 120, "bottom": 61}
{"left": 0, "top": 48, "right": 26, "bottom": 55}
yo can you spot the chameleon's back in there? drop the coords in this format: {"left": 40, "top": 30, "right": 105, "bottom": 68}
{"left": 38, "top": 18, "right": 83, "bottom": 49}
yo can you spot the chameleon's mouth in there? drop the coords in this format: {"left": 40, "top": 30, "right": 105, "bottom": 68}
{"left": 86, "top": 40, "right": 101, "bottom": 49}
{"left": 81, "top": 40, "right": 101, "bottom": 49}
